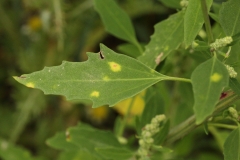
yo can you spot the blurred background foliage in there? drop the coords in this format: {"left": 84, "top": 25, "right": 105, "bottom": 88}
{"left": 0, "top": 0, "right": 238, "bottom": 159}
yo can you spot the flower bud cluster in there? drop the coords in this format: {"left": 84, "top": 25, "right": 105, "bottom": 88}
{"left": 228, "top": 107, "right": 239, "bottom": 120}
{"left": 225, "top": 65, "right": 237, "bottom": 78}
{"left": 210, "top": 36, "right": 233, "bottom": 51}
{"left": 180, "top": 0, "right": 189, "bottom": 8}
{"left": 138, "top": 115, "right": 166, "bottom": 160}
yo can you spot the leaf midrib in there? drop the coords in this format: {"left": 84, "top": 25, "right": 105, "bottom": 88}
{"left": 199, "top": 57, "right": 216, "bottom": 116}
{"left": 185, "top": 2, "right": 201, "bottom": 43}
{"left": 38, "top": 77, "right": 164, "bottom": 83}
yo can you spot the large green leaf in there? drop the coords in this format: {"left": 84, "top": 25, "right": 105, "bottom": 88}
{"left": 14, "top": 44, "right": 169, "bottom": 108}
{"left": 138, "top": 11, "right": 184, "bottom": 69}
{"left": 94, "top": 0, "right": 141, "bottom": 51}
{"left": 219, "top": 0, "right": 240, "bottom": 36}
{"left": 184, "top": 0, "right": 213, "bottom": 47}
{"left": 223, "top": 126, "right": 240, "bottom": 160}
{"left": 191, "top": 56, "right": 229, "bottom": 124}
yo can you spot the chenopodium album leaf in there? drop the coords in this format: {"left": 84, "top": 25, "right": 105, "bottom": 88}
{"left": 13, "top": 44, "right": 169, "bottom": 108}
{"left": 191, "top": 56, "right": 229, "bottom": 124}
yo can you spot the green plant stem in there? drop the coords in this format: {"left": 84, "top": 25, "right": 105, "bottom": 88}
{"left": 166, "top": 93, "right": 240, "bottom": 145}
{"left": 53, "top": 0, "right": 64, "bottom": 52}
{"left": 208, "top": 123, "right": 238, "bottom": 130}
{"left": 165, "top": 77, "right": 192, "bottom": 83}
{"left": 117, "top": 96, "right": 136, "bottom": 137}
{"left": 10, "top": 90, "right": 40, "bottom": 143}
{"left": 200, "top": 0, "right": 214, "bottom": 44}
{"left": 69, "top": 0, "right": 93, "bottom": 18}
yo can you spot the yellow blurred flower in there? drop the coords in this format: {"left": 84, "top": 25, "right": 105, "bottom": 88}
{"left": 28, "top": 16, "right": 42, "bottom": 31}
{"left": 114, "top": 91, "right": 145, "bottom": 116}
{"left": 86, "top": 105, "right": 109, "bottom": 124}
{"left": 86, "top": 91, "right": 146, "bottom": 124}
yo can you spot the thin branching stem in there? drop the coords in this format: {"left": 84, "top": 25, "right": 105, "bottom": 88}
{"left": 200, "top": 0, "right": 214, "bottom": 44}
{"left": 166, "top": 93, "right": 240, "bottom": 145}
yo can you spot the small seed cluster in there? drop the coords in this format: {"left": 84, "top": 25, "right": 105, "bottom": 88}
{"left": 225, "top": 65, "right": 237, "bottom": 78}
{"left": 138, "top": 114, "right": 166, "bottom": 160}
{"left": 228, "top": 107, "right": 239, "bottom": 121}
{"left": 210, "top": 36, "right": 233, "bottom": 51}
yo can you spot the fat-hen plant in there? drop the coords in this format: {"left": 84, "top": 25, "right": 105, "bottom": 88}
{"left": 12, "top": 0, "right": 240, "bottom": 159}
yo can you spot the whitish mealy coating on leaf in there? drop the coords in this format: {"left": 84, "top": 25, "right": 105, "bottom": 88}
{"left": 210, "top": 73, "right": 222, "bottom": 82}
{"left": 108, "top": 62, "right": 121, "bottom": 72}
{"left": 26, "top": 82, "right": 35, "bottom": 88}
{"left": 91, "top": 91, "right": 100, "bottom": 97}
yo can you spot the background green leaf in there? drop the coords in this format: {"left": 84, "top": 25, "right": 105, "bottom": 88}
{"left": 58, "top": 150, "right": 100, "bottom": 160}
{"left": 94, "top": 0, "right": 142, "bottom": 52}
{"left": 138, "top": 11, "right": 184, "bottom": 69}
{"left": 223, "top": 126, "right": 240, "bottom": 160}
{"left": 47, "top": 123, "right": 133, "bottom": 160}
{"left": 219, "top": 0, "right": 240, "bottom": 36}
{"left": 191, "top": 56, "right": 229, "bottom": 124}
{"left": 137, "top": 86, "right": 165, "bottom": 134}
{"left": 14, "top": 44, "right": 167, "bottom": 108}
{"left": 96, "top": 147, "right": 133, "bottom": 160}
{"left": 117, "top": 43, "right": 142, "bottom": 58}
{"left": 184, "top": 0, "right": 213, "bottom": 47}
{"left": 46, "top": 132, "right": 78, "bottom": 151}
{"left": 158, "top": 0, "right": 181, "bottom": 9}
{"left": 0, "top": 138, "right": 34, "bottom": 160}
{"left": 229, "top": 78, "right": 240, "bottom": 96}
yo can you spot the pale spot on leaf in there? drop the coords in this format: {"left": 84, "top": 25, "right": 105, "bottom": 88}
{"left": 91, "top": 91, "right": 100, "bottom": 97}
{"left": 108, "top": 62, "right": 121, "bottom": 72}
{"left": 155, "top": 52, "right": 163, "bottom": 65}
{"left": 65, "top": 130, "right": 70, "bottom": 141}
{"left": 26, "top": 82, "right": 35, "bottom": 88}
{"left": 150, "top": 69, "right": 155, "bottom": 73}
{"left": 210, "top": 73, "right": 222, "bottom": 82}
{"left": 103, "top": 76, "right": 110, "bottom": 81}
{"left": 164, "top": 46, "right": 169, "bottom": 51}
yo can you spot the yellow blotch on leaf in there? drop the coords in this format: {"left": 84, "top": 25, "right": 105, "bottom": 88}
{"left": 164, "top": 46, "right": 169, "bottom": 51}
{"left": 114, "top": 91, "right": 145, "bottom": 116}
{"left": 26, "top": 82, "right": 35, "bottom": 88}
{"left": 210, "top": 73, "right": 222, "bottom": 82}
{"left": 90, "top": 91, "right": 100, "bottom": 97}
{"left": 108, "top": 62, "right": 121, "bottom": 72}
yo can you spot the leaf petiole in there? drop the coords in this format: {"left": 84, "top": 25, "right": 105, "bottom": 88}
{"left": 208, "top": 123, "right": 238, "bottom": 130}
{"left": 163, "top": 76, "right": 192, "bottom": 83}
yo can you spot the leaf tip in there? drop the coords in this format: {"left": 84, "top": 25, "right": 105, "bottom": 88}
{"left": 13, "top": 75, "right": 26, "bottom": 83}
